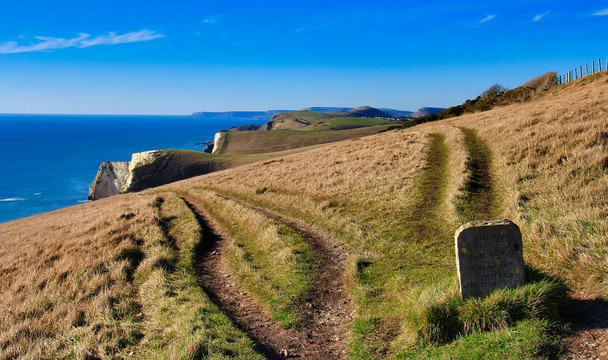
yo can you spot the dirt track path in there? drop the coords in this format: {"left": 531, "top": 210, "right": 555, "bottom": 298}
{"left": 181, "top": 195, "right": 352, "bottom": 359}
{"left": 560, "top": 296, "right": 608, "bottom": 359}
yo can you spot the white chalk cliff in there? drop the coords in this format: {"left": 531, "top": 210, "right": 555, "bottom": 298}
{"left": 211, "top": 132, "right": 225, "bottom": 154}
{"left": 88, "top": 150, "right": 163, "bottom": 200}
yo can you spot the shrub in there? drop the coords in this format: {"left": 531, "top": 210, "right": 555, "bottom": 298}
{"left": 402, "top": 72, "right": 557, "bottom": 129}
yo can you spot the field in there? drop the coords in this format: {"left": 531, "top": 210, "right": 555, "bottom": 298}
{"left": 305, "top": 117, "right": 400, "bottom": 131}
{"left": 214, "top": 124, "right": 398, "bottom": 155}
{"left": 1, "top": 72, "right": 607, "bottom": 359}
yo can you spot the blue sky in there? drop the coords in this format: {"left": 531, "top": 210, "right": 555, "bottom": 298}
{"left": 0, "top": 0, "right": 607, "bottom": 114}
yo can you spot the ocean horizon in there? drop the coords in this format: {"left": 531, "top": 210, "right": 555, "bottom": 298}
{"left": 0, "top": 113, "right": 265, "bottom": 223}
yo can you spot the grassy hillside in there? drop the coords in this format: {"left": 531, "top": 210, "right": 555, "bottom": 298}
{"left": 259, "top": 110, "right": 331, "bottom": 130}
{"left": 127, "top": 148, "right": 327, "bottom": 192}
{"left": 1, "top": 71, "right": 607, "bottom": 358}
{"left": 260, "top": 108, "right": 397, "bottom": 131}
{"left": 215, "top": 124, "right": 398, "bottom": 155}
{"left": 405, "top": 72, "right": 558, "bottom": 128}
{"left": 305, "top": 117, "right": 400, "bottom": 131}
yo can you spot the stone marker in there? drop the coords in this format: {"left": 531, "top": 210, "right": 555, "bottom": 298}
{"left": 455, "top": 220, "right": 524, "bottom": 299}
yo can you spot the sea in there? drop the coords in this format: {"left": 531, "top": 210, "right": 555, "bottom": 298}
{"left": 0, "top": 114, "right": 265, "bottom": 224}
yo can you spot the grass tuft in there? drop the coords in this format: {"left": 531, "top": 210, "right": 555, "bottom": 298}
{"left": 402, "top": 275, "right": 567, "bottom": 346}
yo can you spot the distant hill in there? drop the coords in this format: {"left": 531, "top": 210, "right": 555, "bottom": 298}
{"left": 191, "top": 110, "right": 293, "bottom": 120}
{"left": 220, "top": 124, "right": 261, "bottom": 132}
{"left": 410, "top": 107, "right": 446, "bottom": 118}
{"left": 259, "top": 107, "right": 400, "bottom": 131}
{"left": 326, "top": 106, "right": 392, "bottom": 118}
{"left": 306, "top": 107, "right": 414, "bottom": 117}
{"left": 379, "top": 108, "right": 414, "bottom": 118}
{"left": 260, "top": 110, "right": 331, "bottom": 131}
{"left": 193, "top": 107, "right": 419, "bottom": 120}
{"left": 304, "top": 107, "right": 352, "bottom": 113}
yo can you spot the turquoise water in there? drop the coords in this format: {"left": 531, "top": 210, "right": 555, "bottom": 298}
{"left": 0, "top": 114, "right": 263, "bottom": 223}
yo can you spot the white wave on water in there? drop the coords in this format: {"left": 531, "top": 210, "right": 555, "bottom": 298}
{"left": 0, "top": 197, "right": 27, "bottom": 202}
{"left": 77, "top": 200, "right": 90, "bottom": 203}
{"left": 33, "top": 192, "right": 42, "bottom": 196}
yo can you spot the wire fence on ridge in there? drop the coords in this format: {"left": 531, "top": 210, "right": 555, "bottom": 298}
{"left": 558, "top": 56, "right": 608, "bottom": 85}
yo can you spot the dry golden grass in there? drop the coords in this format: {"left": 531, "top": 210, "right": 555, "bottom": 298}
{"left": 440, "top": 71, "right": 608, "bottom": 297}
{"left": 1, "top": 71, "right": 607, "bottom": 358}
{"left": 0, "top": 194, "right": 156, "bottom": 358}
{"left": 0, "top": 192, "right": 261, "bottom": 359}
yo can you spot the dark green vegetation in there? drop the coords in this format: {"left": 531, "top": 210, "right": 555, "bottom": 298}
{"left": 405, "top": 133, "right": 450, "bottom": 241}
{"left": 403, "top": 72, "right": 557, "bottom": 129}
{"left": 455, "top": 127, "right": 497, "bottom": 221}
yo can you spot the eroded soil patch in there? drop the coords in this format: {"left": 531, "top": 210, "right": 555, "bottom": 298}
{"left": 560, "top": 297, "right": 608, "bottom": 359}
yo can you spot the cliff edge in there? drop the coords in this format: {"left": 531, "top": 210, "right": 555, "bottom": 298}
{"left": 88, "top": 150, "right": 163, "bottom": 200}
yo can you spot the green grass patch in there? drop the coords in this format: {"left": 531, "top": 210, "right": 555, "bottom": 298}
{"left": 402, "top": 277, "right": 567, "bottom": 344}
{"left": 394, "top": 267, "right": 568, "bottom": 359}
{"left": 399, "top": 318, "right": 563, "bottom": 360}
{"left": 455, "top": 127, "right": 498, "bottom": 221}
{"left": 180, "top": 190, "right": 315, "bottom": 329}
{"left": 306, "top": 117, "right": 400, "bottom": 130}
{"left": 346, "top": 133, "right": 456, "bottom": 356}
{"left": 286, "top": 110, "right": 332, "bottom": 123}
{"left": 138, "top": 193, "right": 263, "bottom": 359}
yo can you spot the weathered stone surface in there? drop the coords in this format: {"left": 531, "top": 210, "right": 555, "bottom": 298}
{"left": 211, "top": 132, "right": 225, "bottom": 154}
{"left": 455, "top": 220, "right": 525, "bottom": 299}
{"left": 88, "top": 161, "right": 130, "bottom": 200}
{"left": 88, "top": 150, "right": 163, "bottom": 200}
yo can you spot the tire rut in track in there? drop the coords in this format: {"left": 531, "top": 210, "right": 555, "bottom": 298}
{"left": 457, "top": 127, "right": 497, "bottom": 220}
{"left": 181, "top": 195, "right": 352, "bottom": 359}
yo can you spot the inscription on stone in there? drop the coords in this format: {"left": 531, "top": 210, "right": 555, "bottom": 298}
{"left": 455, "top": 220, "right": 524, "bottom": 299}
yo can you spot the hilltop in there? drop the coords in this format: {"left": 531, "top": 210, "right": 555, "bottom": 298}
{"left": 410, "top": 106, "right": 446, "bottom": 118}
{"left": 325, "top": 106, "right": 392, "bottom": 118}
{"left": 259, "top": 106, "right": 395, "bottom": 131}
{"left": 2, "top": 71, "right": 608, "bottom": 358}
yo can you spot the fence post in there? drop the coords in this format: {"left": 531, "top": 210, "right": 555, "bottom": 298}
{"left": 599, "top": 59, "right": 602, "bottom": 72}
{"left": 586, "top": 63, "right": 589, "bottom": 76}
{"left": 580, "top": 66, "right": 583, "bottom": 78}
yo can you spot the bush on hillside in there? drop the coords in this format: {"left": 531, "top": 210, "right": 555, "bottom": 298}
{"left": 403, "top": 72, "right": 557, "bottom": 129}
